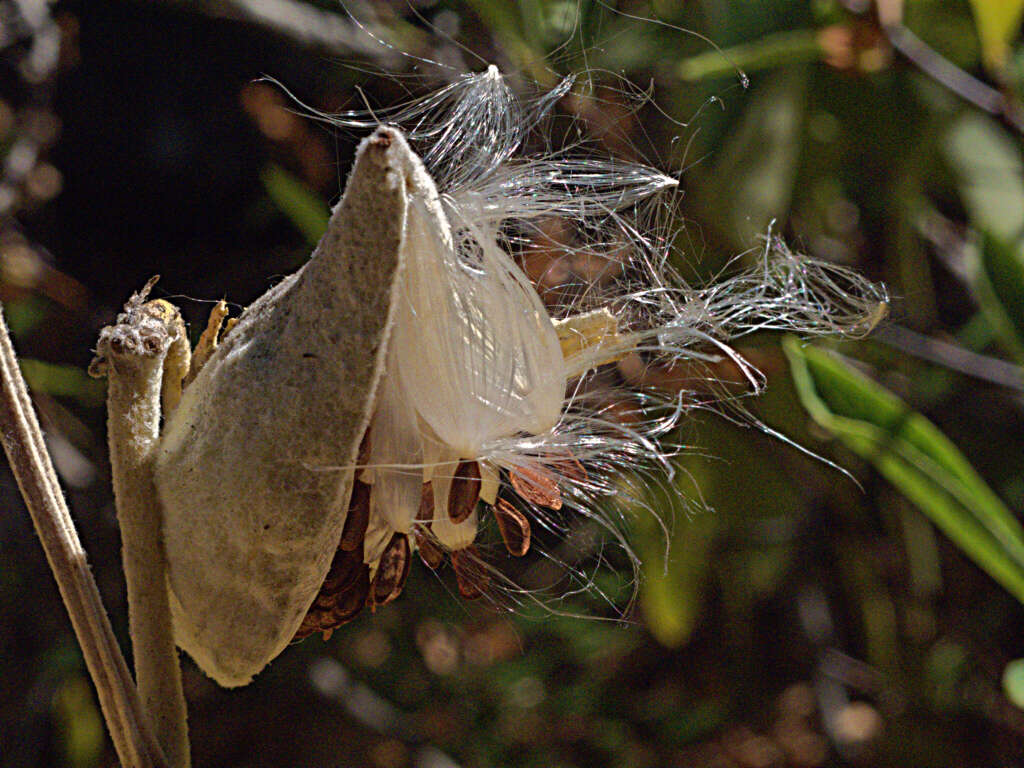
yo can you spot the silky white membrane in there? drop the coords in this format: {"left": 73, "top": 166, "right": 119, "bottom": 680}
{"left": 394, "top": 195, "right": 566, "bottom": 454}
{"left": 362, "top": 136, "right": 567, "bottom": 563}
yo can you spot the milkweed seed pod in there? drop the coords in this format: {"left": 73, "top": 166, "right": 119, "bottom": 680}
{"left": 152, "top": 68, "right": 888, "bottom": 688}
{"left": 154, "top": 128, "right": 409, "bottom": 687}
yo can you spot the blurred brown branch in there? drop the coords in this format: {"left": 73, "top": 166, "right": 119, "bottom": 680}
{"left": 165, "top": 0, "right": 414, "bottom": 65}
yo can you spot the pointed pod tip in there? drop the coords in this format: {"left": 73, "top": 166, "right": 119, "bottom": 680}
{"left": 369, "top": 127, "right": 394, "bottom": 148}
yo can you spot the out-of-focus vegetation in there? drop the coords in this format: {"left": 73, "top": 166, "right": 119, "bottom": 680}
{"left": 4, "top": 0, "right": 1024, "bottom": 766}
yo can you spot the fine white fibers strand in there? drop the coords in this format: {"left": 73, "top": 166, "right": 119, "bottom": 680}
{"left": 364, "top": 360, "right": 422, "bottom": 534}
{"left": 308, "top": 67, "right": 887, "bottom": 608}
{"left": 452, "top": 158, "right": 679, "bottom": 224}
{"left": 676, "top": 238, "right": 890, "bottom": 340}
{"left": 327, "top": 65, "right": 570, "bottom": 190}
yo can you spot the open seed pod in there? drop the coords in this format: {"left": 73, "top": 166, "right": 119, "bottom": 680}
{"left": 154, "top": 127, "right": 411, "bottom": 687}
{"left": 151, "top": 69, "right": 888, "bottom": 690}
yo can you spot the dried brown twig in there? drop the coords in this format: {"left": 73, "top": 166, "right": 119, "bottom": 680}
{"left": 0, "top": 303, "right": 169, "bottom": 767}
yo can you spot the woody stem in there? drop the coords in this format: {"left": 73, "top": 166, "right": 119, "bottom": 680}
{"left": 100, "top": 307, "right": 191, "bottom": 768}
{"left": 0, "top": 303, "right": 169, "bottom": 768}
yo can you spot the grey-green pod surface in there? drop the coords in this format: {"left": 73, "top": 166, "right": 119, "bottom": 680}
{"left": 154, "top": 127, "right": 410, "bottom": 687}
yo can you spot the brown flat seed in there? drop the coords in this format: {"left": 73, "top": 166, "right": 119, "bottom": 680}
{"left": 417, "top": 481, "right": 433, "bottom": 520}
{"left": 332, "top": 564, "right": 370, "bottom": 624}
{"left": 414, "top": 527, "right": 444, "bottom": 569}
{"left": 493, "top": 498, "right": 531, "bottom": 557}
{"left": 547, "top": 449, "right": 587, "bottom": 484}
{"left": 451, "top": 547, "right": 489, "bottom": 600}
{"left": 448, "top": 460, "right": 481, "bottom": 523}
{"left": 412, "top": 481, "right": 444, "bottom": 568}
{"left": 294, "top": 559, "right": 370, "bottom": 641}
{"left": 294, "top": 614, "right": 320, "bottom": 640}
{"left": 509, "top": 463, "right": 562, "bottom": 510}
{"left": 318, "top": 547, "right": 363, "bottom": 599}
{"left": 340, "top": 479, "right": 371, "bottom": 551}
{"left": 371, "top": 533, "right": 411, "bottom": 607}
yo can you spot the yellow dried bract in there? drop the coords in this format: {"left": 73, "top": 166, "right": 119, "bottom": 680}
{"left": 553, "top": 307, "right": 628, "bottom": 373}
{"left": 183, "top": 299, "right": 229, "bottom": 388}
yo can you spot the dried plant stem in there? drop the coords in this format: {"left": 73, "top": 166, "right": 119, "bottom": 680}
{"left": 883, "top": 22, "right": 1024, "bottom": 134}
{"left": 0, "top": 305, "right": 169, "bottom": 768}
{"left": 98, "top": 300, "right": 191, "bottom": 768}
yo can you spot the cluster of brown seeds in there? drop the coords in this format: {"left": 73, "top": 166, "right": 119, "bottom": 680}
{"left": 295, "top": 452, "right": 583, "bottom": 641}
{"left": 411, "top": 477, "right": 492, "bottom": 601}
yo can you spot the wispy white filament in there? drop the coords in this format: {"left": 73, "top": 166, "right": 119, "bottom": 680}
{"left": 325, "top": 67, "right": 887, "bottom": 603}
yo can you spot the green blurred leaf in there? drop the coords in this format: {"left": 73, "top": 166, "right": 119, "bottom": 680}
{"left": 973, "top": 231, "right": 1024, "bottom": 361}
{"left": 944, "top": 112, "right": 1024, "bottom": 241}
{"left": 944, "top": 113, "right": 1024, "bottom": 359}
{"left": 544, "top": 613, "right": 640, "bottom": 662}
{"left": 655, "top": 697, "right": 728, "bottom": 746}
{"left": 639, "top": 509, "right": 716, "bottom": 649}
{"left": 925, "top": 639, "right": 970, "bottom": 710}
{"left": 19, "top": 359, "right": 105, "bottom": 406}
{"left": 691, "top": 66, "right": 809, "bottom": 250}
{"left": 462, "top": 0, "right": 554, "bottom": 85}
{"left": 4, "top": 295, "right": 49, "bottom": 337}
{"left": 261, "top": 164, "right": 330, "bottom": 246}
{"left": 967, "top": 0, "right": 1024, "bottom": 70}
{"left": 52, "top": 676, "right": 104, "bottom": 768}
{"left": 785, "top": 337, "right": 1024, "bottom": 604}
{"left": 626, "top": 469, "right": 716, "bottom": 649}
{"left": 1003, "top": 658, "right": 1024, "bottom": 709}
{"left": 631, "top": 406, "right": 802, "bottom": 646}
{"left": 676, "top": 29, "right": 822, "bottom": 81}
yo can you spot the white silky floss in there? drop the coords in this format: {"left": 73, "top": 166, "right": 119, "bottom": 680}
{"left": 361, "top": 158, "right": 567, "bottom": 566}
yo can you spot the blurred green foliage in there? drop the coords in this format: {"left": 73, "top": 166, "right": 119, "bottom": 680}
{"left": 786, "top": 337, "right": 1024, "bottom": 602}
{"left": 968, "top": 0, "right": 1024, "bottom": 70}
